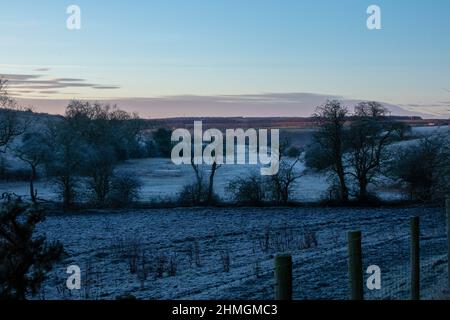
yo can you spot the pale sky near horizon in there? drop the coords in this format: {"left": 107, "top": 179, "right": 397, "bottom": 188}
{"left": 1, "top": 0, "right": 449, "bottom": 118}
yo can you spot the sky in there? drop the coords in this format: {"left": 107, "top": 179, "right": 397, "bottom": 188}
{"left": 1, "top": 0, "right": 449, "bottom": 118}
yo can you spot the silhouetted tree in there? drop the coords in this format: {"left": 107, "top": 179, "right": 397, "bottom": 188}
{"left": 153, "top": 128, "right": 173, "bottom": 158}
{"left": 354, "top": 101, "right": 390, "bottom": 118}
{"left": 83, "top": 146, "right": 117, "bottom": 206}
{"left": 307, "top": 100, "right": 349, "bottom": 202}
{"left": 62, "top": 101, "right": 141, "bottom": 206}
{"left": 13, "top": 132, "right": 50, "bottom": 203}
{"left": 45, "top": 120, "right": 86, "bottom": 209}
{"left": 345, "top": 115, "right": 396, "bottom": 201}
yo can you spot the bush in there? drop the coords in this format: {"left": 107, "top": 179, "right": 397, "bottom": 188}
{"left": 178, "top": 182, "right": 219, "bottom": 206}
{"left": 226, "top": 173, "right": 267, "bottom": 205}
{"left": 109, "top": 175, "right": 142, "bottom": 207}
{"left": 388, "top": 135, "right": 450, "bottom": 203}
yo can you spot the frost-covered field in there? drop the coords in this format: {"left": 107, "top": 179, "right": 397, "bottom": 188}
{"left": 36, "top": 206, "right": 448, "bottom": 300}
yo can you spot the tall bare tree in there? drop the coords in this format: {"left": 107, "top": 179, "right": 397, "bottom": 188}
{"left": 270, "top": 139, "right": 303, "bottom": 204}
{"left": 346, "top": 114, "right": 396, "bottom": 201}
{"left": 189, "top": 154, "right": 221, "bottom": 205}
{"left": 309, "top": 100, "right": 349, "bottom": 202}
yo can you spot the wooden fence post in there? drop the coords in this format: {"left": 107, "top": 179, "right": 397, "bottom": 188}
{"left": 348, "top": 231, "right": 363, "bottom": 300}
{"left": 410, "top": 216, "right": 420, "bottom": 300}
{"left": 274, "top": 254, "right": 292, "bottom": 300}
{"left": 446, "top": 199, "right": 450, "bottom": 289}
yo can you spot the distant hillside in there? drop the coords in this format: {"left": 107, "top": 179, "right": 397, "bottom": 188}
{"left": 17, "top": 93, "right": 447, "bottom": 120}
{"left": 0, "top": 109, "right": 63, "bottom": 132}
{"left": 5, "top": 109, "right": 449, "bottom": 131}
{"left": 140, "top": 116, "right": 449, "bottom": 130}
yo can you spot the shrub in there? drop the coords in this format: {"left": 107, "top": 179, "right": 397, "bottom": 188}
{"left": 178, "top": 182, "right": 219, "bottom": 206}
{"left": 227, "top": 173, "right": 267, "bottom": 205}
{"left": 388, "top": 135, "right": 450, "bottom": 202}
{"left": 109, "top": 175, "right": 142, "bottom": 207}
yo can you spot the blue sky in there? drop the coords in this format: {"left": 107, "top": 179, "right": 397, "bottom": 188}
{"left": 1, "top": 0, "right": 449, "bottom": 117}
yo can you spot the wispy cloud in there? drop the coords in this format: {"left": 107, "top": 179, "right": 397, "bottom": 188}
{"left": 1, "top": 74, "right": 41, "bottom": 81}
{"left": 92, "top": 85, "right": 121, "bottom": 90}
{"left": 1, "top": 72, "right": 120, "bottom": 94}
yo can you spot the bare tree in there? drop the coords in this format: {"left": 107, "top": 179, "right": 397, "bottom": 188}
{"left": 0, "top": 80, "right": 25, "bottom": 151}
{"left": 44, "top": 120, "right": 86, "bottom": 209}
{"left": 13, "top": 133, "right": 49, "bottom": 203}
{"left": 84, "top": 146, "right": 116, "bottom": 206}
{"left": 354, "top": 101, "right": 390, "bottom": 118}
{"left": 227, "top": 173, "right": 267, "bottom": 205}
{"left": 308, "top": 100, "right": 349, "bottom": 202}
{"left": 189, "top": 156, "right": 205, "bottom": 204}
{"left": 346, "top": 104, "right": 397, "bottom": 201}
{"left": 270, "top": 139, "right": 303, "bottom": 204}
{"left": 187, "top": 154, "right": 221, "bottom": 205}
{"left": 207, "top": 161, "right": 221, "bottom": 204}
